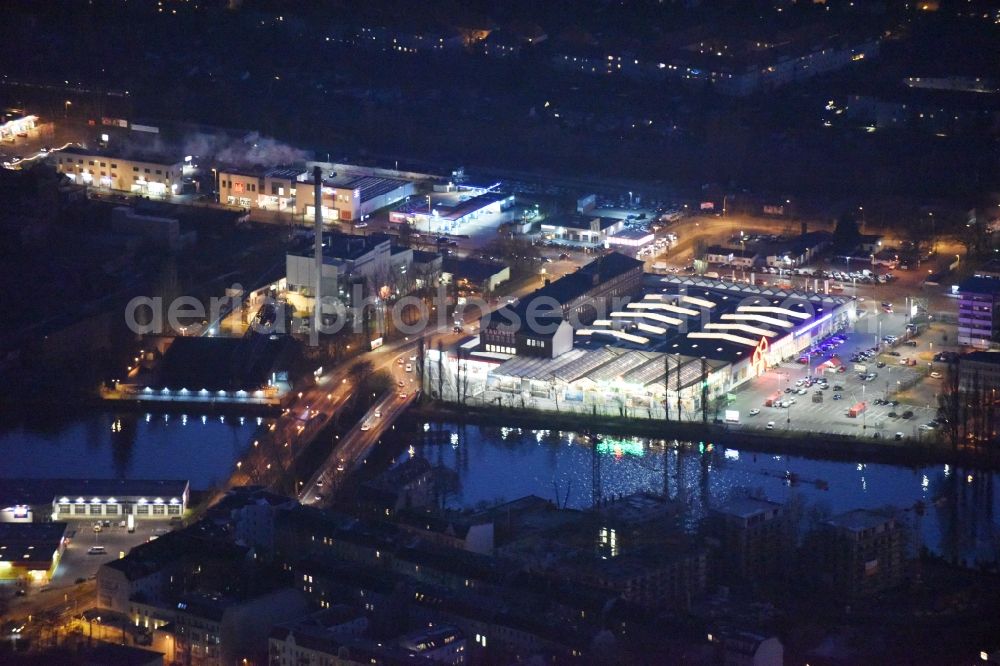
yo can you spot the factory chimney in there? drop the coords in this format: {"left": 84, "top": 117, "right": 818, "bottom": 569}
{"left": 313, "top": 165, "right": 323, "bottom": 334}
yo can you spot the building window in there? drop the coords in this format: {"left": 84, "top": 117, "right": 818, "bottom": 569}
{"left": 155, "top": 169, "right": 162, "bottom": 175}
{"left": 133, "top": 166, "right": 139, "bottom": 172}
{"left": 106, "top": 504, "right": 119, "bottom": 515}
{"left": 144, "top": 168, "right": 150, "bottom": 174}
{"left": 111, "top": 163, "right": 117, "bottom": 169}
{"left": 88, "top": 161, "right": 95, "bottom": 166}
{"left": 89, "top": 504, "right": 102, "bottom": 515}
{"left": 152, "top": 504, "right": 165, "bottom": 515}
{"left": 167, "top": 505, "right": 181, "bottom": 515}
{"left": 59, "top": 503, "right": 71, "bottom": 513}
{"left": 100, "top": 162, "right": 106, "bottom": 167}
{"left": 136, "top": 504, "right": 149, "bottom": 515}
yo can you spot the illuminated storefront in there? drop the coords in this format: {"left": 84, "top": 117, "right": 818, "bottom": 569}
{"left": 55, "top": 146, "right": 185, "bottom": 196}
{"left": 0, "top": 113, "right": 37, "bottom": 140}
{"left": 0, "top": 479, "right": 189, "bottom": 523}
{"left": 451, "top": 277, "right": 854, "bottom": 418}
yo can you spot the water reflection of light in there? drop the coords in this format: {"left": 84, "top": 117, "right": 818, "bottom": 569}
{"left": 181, "top": 414, "right": 188, "bottom": 426}
{"left": 145, "top": 413, "right": 151, "bottom": 423}
{"left": 256, "top": 417, "right": 263, "bottom": 426}
{"left": 111, "top": 419, "right": 122, "bottom": 433}
{"left": 201, "top": 415, "right": 207, "bottom": 425}
{"left": 450, "top": 433, "right": 459, "bottom": 448}
{"left": 219, "top": 415, "right": 225, "bottom": 424}
{"left": 163, "top": 414, "right": 169, "bottom": 423}
{"left": 239, "top": 416, "right": 245, "bottom": 426}
{"left": 423, "top": 422, "right": 430, "bottom": 432}
{"left": 405, "top": 423, "right": 1000, "bottom": 563}
{"left": 944, "top": 464, "right": 951, "bottom": 477}
{"left": 596, "top": 438, "right": 644, "bottom": 457}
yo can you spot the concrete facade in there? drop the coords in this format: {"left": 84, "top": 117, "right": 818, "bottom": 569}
{"left": 55, "top": 147, "right": 185, "bottom": 196}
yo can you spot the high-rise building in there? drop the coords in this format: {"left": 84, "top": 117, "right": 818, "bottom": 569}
{"left": 957, "top": 275, "right": 1000, "bottom": 348}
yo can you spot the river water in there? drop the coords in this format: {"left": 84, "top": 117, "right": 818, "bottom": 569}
{"left": 0, "top": 411, "right": 265, "bottom": 490}
{"left": 2, "top": 412, "right": 996, "bottom": 565}
{"left": 411, "top": 423, "right": 1000, "bottom": 566}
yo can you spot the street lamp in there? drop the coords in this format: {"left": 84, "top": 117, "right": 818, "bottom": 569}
{"left": 862, "top": 384, "right": 867, "bottom": 431}
{"left": 64, "top": 100, "right": 71, "bottom": 118}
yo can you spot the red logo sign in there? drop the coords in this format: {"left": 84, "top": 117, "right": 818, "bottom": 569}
{"left": 751, "top": 336, "right": 769, "bottom": 376}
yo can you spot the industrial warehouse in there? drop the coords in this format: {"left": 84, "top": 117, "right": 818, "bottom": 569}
{"left": 0, "top": 479, "right": 190, "bottom": 523}
{"left": 445, "top": 273, "right": 856, "bottom": 418}
{"left": 390, "top": 187, "right": 515, "bottom": 233}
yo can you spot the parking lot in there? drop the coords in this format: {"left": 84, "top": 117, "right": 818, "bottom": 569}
{"left": 727, "top": 312, "right": 942, "bottom": 440}
{"left": 49, "top": 519, "right": 176, "bottom": 589}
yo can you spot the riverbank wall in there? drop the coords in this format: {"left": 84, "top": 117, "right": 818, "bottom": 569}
{"left": 408, "top": 402, "right": 1000, "bottom": 470}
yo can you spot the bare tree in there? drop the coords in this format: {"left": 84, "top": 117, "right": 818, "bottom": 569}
{"left": 937, "top": 360, "right": 962, "bottom": 450}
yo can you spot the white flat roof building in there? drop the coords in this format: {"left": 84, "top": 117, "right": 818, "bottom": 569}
{"left": 54, "top": 146, "right": 185, "bottom": 196}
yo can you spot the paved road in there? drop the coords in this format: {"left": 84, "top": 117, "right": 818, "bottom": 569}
{"left": 299, "top": 365, "right": 419, "bottom": 504}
